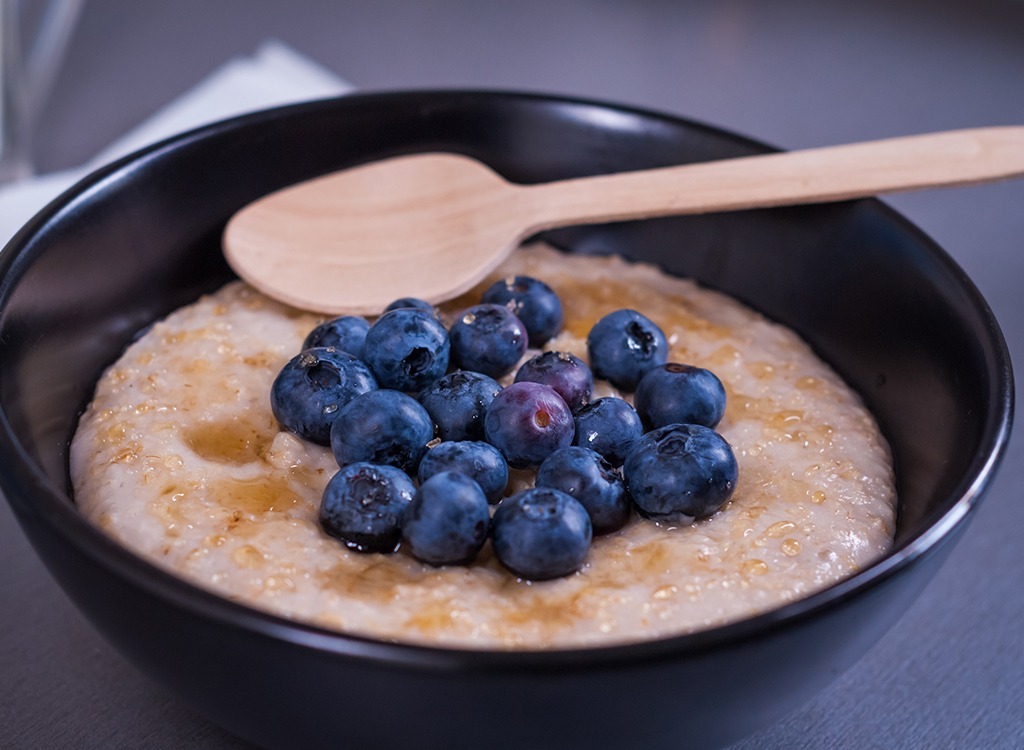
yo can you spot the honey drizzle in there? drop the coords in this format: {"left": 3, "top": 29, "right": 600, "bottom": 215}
{"left": 184, "top": 417, "right": 274, "bottom": 464}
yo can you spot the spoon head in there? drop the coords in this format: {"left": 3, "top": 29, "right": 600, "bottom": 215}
{"left": 223, "top": 152, "right": 527, "bottom": 314}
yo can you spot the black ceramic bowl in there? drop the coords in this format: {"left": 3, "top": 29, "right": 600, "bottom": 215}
{"left": 0, "top": 91, "right": 1013, "bottom": 750}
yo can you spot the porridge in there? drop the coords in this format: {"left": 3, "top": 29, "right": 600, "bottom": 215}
{"left": 70, "top": 244, "right": 896, "bottom": 649}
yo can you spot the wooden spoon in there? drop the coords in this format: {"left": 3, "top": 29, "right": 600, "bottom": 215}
{"left": 223, "top": 126, "right": 1024, "bottom": 314}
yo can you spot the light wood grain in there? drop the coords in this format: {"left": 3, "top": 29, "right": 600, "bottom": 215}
{"left": 223, "top": 126, "right": 1024, "bottom": 314}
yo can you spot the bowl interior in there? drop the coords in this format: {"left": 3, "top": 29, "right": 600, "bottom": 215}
{"left": 0, "top": 89, "right": 1011, "bottom": 621}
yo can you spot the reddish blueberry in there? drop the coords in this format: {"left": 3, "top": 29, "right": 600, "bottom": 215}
{"left": 514, "top": 351, "right": 593, "bottom": 412}
{"left": 483, "top": 381, "right": 574, "bottom": 469}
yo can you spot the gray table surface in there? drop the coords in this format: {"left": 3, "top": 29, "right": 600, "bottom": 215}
{"left": 2, "top": 1, "right": 1022, "bottom": 748}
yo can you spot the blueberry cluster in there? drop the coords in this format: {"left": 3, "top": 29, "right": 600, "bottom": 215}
{"left": 270, "top": 277, "right": 738, "bottom": 581}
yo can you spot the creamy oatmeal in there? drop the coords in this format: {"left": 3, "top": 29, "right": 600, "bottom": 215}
{"left": 70, "top": 244, "right": 896, "bottom": 649}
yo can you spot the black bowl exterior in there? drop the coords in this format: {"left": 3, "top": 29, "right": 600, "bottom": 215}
{"left": 4, "top": 494, "right": 974, "bottom": 750}
{"left": 0, "top": 91, "right": 1013, "bottom": 749}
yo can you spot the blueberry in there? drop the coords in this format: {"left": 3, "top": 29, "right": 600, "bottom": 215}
{"left": 572, "top": 397, "right": 643, "bottom": 467}
{"left": 384, "top": 297, "right": 437, "bottom": 316}
{"left": 622, "top": 424, "right": 738, "bottom": 525}
{"left": 417, "top": 370, "right": 502, "bottom": 442}
{"left": 482, "top": 275, "right": 563, "bottom": 347}
{"left": 362, "top": 308, "right": 450, "bottom": 392}
{"left": 270, "top": 347, "right": 377, "bottom": 444}
{"left": 586, "top": 309, "right": 668, "bottom": 391}
{"left": 320, "top": 462, "right": 415, "bottom": 553}
{"left": 449, "top": 303, "right": 528, "bottom": 378}
{"left": 302, "top": 315, "right": 370, "bottom": 358}
{"left": 634, "top": 363, "right": 727, "bottom": 430}
{"left": 330, "top": 389, "right": 435, "bottom": 474}
{"left": 536, "top": 446, "right": 631, "bottom": 534}
{"left": 402, "top": 471, "right": 490, "bottom": 565}
{"left": 483, "top": 381, "right": 574, "bottom": 469}
{"left": 418, "top": 440, "right": 509, "bottom": 504}
{"left": 514, "top": 351, "right": 593, "bottom": 412}
{"left": 491, "top": 487, "right": 592, "bottom": 580}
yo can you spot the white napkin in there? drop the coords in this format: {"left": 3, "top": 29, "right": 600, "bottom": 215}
{"left": 0, "top": 40, "right": 353, "bottom": 246}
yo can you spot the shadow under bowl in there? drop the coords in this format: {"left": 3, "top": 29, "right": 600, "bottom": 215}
{"left": 0, "top": 90, "right": 1013, "bottom": 750}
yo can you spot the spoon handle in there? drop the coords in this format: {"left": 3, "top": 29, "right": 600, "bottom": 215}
{"left": 523, "top": 126, "right": 1024, "bottom": 230}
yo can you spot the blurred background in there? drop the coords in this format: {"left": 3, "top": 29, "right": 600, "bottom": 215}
{"left": 29, "top": 0, "right": 1024, "bottom": 165}
{"left": 3, "top": 1, "right": 1023, "bottom": 748}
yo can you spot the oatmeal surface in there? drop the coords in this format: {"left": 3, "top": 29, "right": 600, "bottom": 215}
{"left": 70, "top": 244, "right": 896, "bottom": 648}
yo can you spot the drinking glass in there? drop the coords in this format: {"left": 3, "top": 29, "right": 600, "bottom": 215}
{"left": 0, "top": 0, "right": 82, "bottom": 184}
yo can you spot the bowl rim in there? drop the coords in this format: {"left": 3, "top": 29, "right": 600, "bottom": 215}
{"left": 0, "top": 88, "right": 1014, "bottom": 671}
